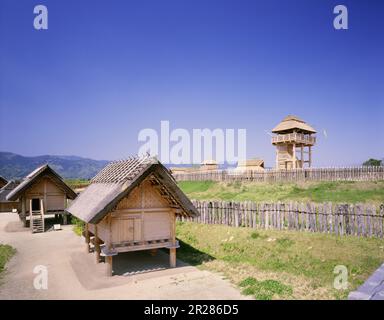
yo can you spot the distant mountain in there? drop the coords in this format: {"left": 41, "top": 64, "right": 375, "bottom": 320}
{"left": 0, "top": 152, "right": 109, "bottom": 180}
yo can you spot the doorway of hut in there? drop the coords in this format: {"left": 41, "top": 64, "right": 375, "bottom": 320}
{"left": 31, "top": 198, "right": 41, "bottom": 211}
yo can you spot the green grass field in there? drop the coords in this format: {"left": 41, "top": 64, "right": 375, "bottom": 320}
{"left": 176, "top": 222, "right": 384, "bottom": 300}
{"left": 178, "top": 180, "right": 384, "bottom": 204}
{"left": 65, "top": 179, "right": 90, "bottom": 189}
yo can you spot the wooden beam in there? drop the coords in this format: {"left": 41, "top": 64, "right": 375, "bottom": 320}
{"left": 94, "top": 225, "right": 101, "bottom": 263}
{"left": 309, "top": 146, "right": 312, "bottom": 167}
{"left": 105, "top": 256, "right": 113, "bottom": 277}
{"left": 301, "top": 146, "right": 304, "bottom": 168}
{"left": 170, "top": 209, "right": 177, "bottom": 268}
{"left": 40, "top": 198, "right": 45, "bottom": 232}
{"left": 169, "top": 248, "right": 176, "bottom": 268}
{"left": 21, "top": 197, "right": 26, "bottom": 227}
{"left": 111, "top": 241, "right": 175, "bottom": 253}
{"left": 29, "top": 199, "right": 33, "bottom": 230}
{"left": 85, "top": 223, "right": 90, "bottom": 253}
{"left": 44, "top": 179, "right": 47, "bottom": 213}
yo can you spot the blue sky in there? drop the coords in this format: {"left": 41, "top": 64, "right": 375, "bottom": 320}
{"left": 0, "top": 0, "right": 383, "bottom": 166}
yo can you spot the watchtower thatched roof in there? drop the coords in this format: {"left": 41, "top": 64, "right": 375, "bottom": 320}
{"left": 6, "top": 164, "right": 77, "bottom": 201}
{"left": 66, "top": 155, "right": 198, "bottom": 224}
{"left": 272, "top": 115, "right": 316, "bottom": 134}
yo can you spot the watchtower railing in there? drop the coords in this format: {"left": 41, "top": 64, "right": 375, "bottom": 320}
{"left": 272, "top": 132, "right": 316, "bottom": 145}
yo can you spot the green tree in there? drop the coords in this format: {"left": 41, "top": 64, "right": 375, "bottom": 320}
{"left": 362, "top": 158, "right": 382, "bottom": 166}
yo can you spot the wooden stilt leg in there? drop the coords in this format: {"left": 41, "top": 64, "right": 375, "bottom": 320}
{"left": 106, "top": 256, "right": 113, "bottom": 276}
{"left": 63, "top": 213, "right": 68, "bottom": 225}
{"left": 21, "top": 215, "right": 27, "bottom": 227}
{"left": 169, "top": 248, "right": 176, "bottom": 268}
{"left": 95, "top": 238, "right": 100, "bottom": 263}
{"left": 85, "top": 223, "right": 90, "bottom": 253}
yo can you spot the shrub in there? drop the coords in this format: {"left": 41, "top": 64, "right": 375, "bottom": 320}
{"left": 71, "top": 217, "right": 85, "bottom": 236}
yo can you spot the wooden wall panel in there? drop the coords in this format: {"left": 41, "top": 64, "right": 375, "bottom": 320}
{"left": 46, "top": 195, "right": 65, "bottom": 211}
{"left": 143, "top": 211, "right": 171, "bottom": 241}
{"left": 111, "top": 216, "right": 142, "bottom": 243}
{"left": 45, "top": 179, "right": 63, "bottom": 193}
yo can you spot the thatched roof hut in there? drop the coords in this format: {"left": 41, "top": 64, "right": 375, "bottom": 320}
{"left": 234, "top": 159, "right": 265, "bottom": 172}
{"left": 7, "top": 164, "right": 77, "bottom": 232}
{"left": 66, "top": 155, "right": 198, "bottom": 276}
{"left": 7, "top": 165, "right": 76, "bottom": 201}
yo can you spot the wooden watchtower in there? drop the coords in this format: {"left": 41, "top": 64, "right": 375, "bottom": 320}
{"left": 271, "top": 115, "right": 316, "bottom": 170}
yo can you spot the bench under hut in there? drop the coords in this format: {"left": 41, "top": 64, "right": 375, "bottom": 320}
{"left": 66, "top": 155, "right": 198, "bottom": 276}
{"left": 6, "top": 165, "right": 77, "bottom": 232}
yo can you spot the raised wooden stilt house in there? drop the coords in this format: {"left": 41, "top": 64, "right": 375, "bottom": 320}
{"left": 6, "top": 165, "right": 77, "bottom": 233}
{"left": 66, "top": 155, "right": 198, "bottom": 276}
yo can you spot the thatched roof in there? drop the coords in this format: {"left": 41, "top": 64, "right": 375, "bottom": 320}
{"left": 237, "top": 159, "right": 264, "bottom": 167}
{"left": 66, "top": 155, "right": 198, "bottom": 224}
{"left": 0, "top": 176, "right": 7, "bottom": 188}
{"left": 272, "top": 115, "right": 316, "bottom": 133}
{"left": 6, "top": 165, "right": 77, "bottom": 201}
{"left": 0, "top": 180, "right": 20, "bottom": 203}
{"left": 201, "top": 159, "right": 218, "bottom": 165}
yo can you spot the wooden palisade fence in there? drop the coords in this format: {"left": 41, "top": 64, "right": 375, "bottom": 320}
{"left": 173, "top": 166, "right": 384, "bottom": 182}
{"left": 178, "top": 201, "right": 384, "bottom": 238}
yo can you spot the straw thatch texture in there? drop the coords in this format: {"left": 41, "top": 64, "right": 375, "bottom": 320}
{"left": 272, "top": 115, "right": 316, "bottom": 133}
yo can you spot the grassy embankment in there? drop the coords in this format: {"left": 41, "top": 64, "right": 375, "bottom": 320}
{"left": 176, "top": 222, "right": 384, "bottom": 300}
{"left": 0, "top": 244, "right": 16, "bottom": 281}
{"left": 177, "top": 180, "right": 384, "bottom": 299}
{"left": 178, "top": 180, "right": 384, "bottom": 204}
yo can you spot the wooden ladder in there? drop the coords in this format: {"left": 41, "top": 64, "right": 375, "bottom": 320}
{"left": 31, "top": 212, "right": 44, "bottom": 233}
{"left": 29, "top": 199, "right": 45, "bottom": 233}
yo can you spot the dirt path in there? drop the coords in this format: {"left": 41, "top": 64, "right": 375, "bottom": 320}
{"left": 0, "top": 213, "right": 246, "bottom": 300}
